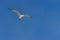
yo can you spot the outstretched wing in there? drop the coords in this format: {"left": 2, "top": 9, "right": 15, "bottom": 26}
{"left": 25, "top": 14, "right": 32, "bottom": 18}
{"left": 8, "top": 8, "right": 21, "bottom": 16}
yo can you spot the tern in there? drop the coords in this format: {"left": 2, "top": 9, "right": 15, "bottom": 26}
{"left": 8, "top": 8, "right": 32, "bottom": 20}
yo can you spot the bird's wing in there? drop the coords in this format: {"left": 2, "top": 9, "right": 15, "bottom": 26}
{"left": 8, "top": 8, "right": 21, "bottom": 16}
{"left": 25, "top": 14, "right": 32, "bottom": 18}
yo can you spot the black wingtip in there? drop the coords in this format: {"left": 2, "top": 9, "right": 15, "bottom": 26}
{"left": 30, "top": 16, "right": 32, "bottom": 18}
{"left": 8, "top": 8, "right": 13, "bottom": 10}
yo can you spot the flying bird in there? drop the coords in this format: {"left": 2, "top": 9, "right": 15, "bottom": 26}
{"left": 8, "top": 8, "right": 32, "bottom": 20}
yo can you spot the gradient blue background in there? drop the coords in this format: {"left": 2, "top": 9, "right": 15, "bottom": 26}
{"left": 0, "top": 0, "right": 60, "bottom": 40}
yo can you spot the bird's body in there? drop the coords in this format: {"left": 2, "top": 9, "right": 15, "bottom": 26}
{"left": 19, "top": 15, "right": 24, "bottom": 19}
{"left": 8, "top": 8, "right": 32, "bottom": 20}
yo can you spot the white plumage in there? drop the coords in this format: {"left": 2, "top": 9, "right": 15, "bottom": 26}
{"left": 8, "top": 8, "right": 32, "bottom": 20}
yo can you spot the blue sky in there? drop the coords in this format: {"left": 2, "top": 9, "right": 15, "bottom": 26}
{"left": 0, "top": 0, "right": 60, "bottom": 40}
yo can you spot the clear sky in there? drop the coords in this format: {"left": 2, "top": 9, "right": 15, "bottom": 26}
{"left": 0, "top": 0, "right": 60, "bottom": 40}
